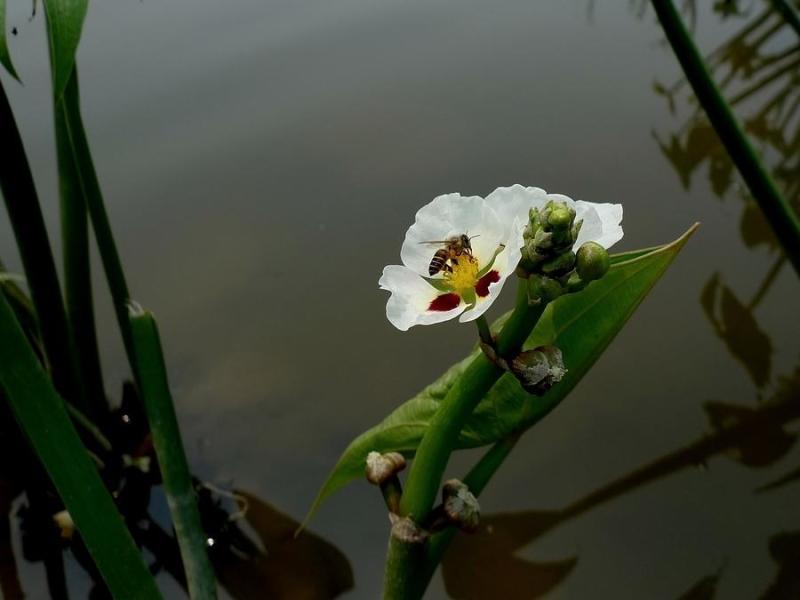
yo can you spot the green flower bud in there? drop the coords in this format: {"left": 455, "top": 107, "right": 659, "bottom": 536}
{"left": 571, "top": 219, "right": 583, "bottom": 241}
{"left": 548, "top": 206, "right": 575, "bottom": 230}
{"left": 510, "top": 345, "right": 566, "bottom": 395}
{"left": 533, "top": 228, "right": 553, "bottom": 251}
{"left": 575, "top": 242, "right": 610, "bottom": 282}
{"left": 565, "top": 272, "right": 588, "bottom": 294}
{"left": 442, "top": 479, "right": 480, "bottom": 533}
{"left": 540, "top": 250, "right": 576, "bottom": 277}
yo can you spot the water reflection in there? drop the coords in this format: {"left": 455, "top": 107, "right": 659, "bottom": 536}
{"left": 442, "top": 366, "right": 800, "bottom": 598}
{"left": 676, "top": 570, "right": 721, "bottom": 600}
{"left": 440, "top": 7, "right": 800, "bottom": 597}
{"left": 1, "top": 0, "right": 799, "bottom": 596}
{"left": 0, "top": 382, "right": 353, "bottom": 598}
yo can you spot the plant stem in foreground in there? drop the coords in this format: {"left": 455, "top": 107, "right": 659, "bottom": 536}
{"left": 651, "top": 0, "right": 800, "bottom": 276}
{"left": 129, "top": 307, "right": 217, "bottom": 600}
{"left": 386, "top": 280, "right": 545, "bottom": 599}
{"left": 400, "top": 280, "right": 543, "bottom": 521}
{"left": 0, "top": 79, "right": 85, "bottom": 410}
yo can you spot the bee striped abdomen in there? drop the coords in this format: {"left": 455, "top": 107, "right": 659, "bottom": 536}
{"left": 429, "top": 249, "right": 450, "bottom": 276}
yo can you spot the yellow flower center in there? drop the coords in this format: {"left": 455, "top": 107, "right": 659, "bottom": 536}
{"left": 445, "top": 255, "right": 480, "bottom": 293}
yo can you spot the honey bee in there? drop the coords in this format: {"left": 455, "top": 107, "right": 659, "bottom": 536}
{"left": 421, "top": 234, "right": 476, "bottom": 276}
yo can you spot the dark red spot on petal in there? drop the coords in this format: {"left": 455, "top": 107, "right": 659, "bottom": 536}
{"left": 475, "top": 270, "right": 501, "bottom": 297}
{"left": 428, "top": 293, "right": 461, "bottom": 312}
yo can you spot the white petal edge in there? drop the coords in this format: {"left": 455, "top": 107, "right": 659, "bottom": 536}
{"left": 379, "top": 265, "right": 466, "bottom": 331}
{"left": 574, "top": 200, "right": 623, "bottom": 250}
{"left": 485, "top": 185, "right": 548, "bottom": 233}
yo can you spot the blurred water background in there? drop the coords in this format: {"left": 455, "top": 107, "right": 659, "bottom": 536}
{"left": 0, "top": 1, "right": 798, "bottom": 598}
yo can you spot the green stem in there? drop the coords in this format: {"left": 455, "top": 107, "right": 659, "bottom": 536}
{"left": 55, "top": 72, "right": 106, "bottom": 418}
{"left": 474, "top": 315, "right": 493, "bottom": 345}
{"left": 59, "top": 68, "right": 137, "bottom": 369}
{"left": 386, "top": 280, "right": 545, "bottom": 599}
{"left": 0, "top": 293, "right": 161, "bottom": 599}
{"left": 0, "top": 78, "right": 84, "bottom": 408}
{"left": 651, "top": 0, "right": 800, "bottom": 276}
{"left": 128, "top": 307, "right": 218, "bottom": 600}
{"left": 400, "top": 280, "right": 540, "bottom": 521}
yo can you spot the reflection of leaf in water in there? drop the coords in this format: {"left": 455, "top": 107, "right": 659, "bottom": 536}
{"left": 700, "top": 274, "right": 772, "bottom": 388}
{"left": 708, "top": 152, "right": 734, "bottom": 198}
{"left": 677, "top": 572, "right": 720, "bottom": 600}
{"left": 740, "top": 200, "right": 777, "bottom": 250}
{"left": 216, "top": 491, "right": 353, "bottom": 600}
{"left": 760, "top": 531, "right": 800, "bottom": 600}
{"left": 757, "top": 464, "right": 800, "bottom": 493}
{"left": 704, "top": 402, "right": 795, "bottom": 467}
{"left": 653, "top": 122, "right": 733, "bottom": 197}
{"left": 441, "top": 511, "right": 576, "bottom": 600}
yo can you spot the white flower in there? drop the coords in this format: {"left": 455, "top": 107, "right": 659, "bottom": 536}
{"left": 379, "top": 185, "right": 623, "bottom": 331}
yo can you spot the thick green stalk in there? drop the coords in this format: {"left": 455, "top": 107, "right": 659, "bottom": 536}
{"left": 651, "top": 0, "right": 800, "bottom": 276}
{"left": 55, "top": 74, "right": 106, "bottom": 417}
{"left": 386, "top": 281, "right": 545, "bottom": 600}
{"left": 400, "top": 280, "right": 543, "bottom": 521}
{"left": 0, "top": 293, "right": 161, "bottom": 599}
{"left": 0, "top": 79, "right": 84, "bottom": 408}
{"left": 59, "top": 68, "right": 137, "bottom": 368}
{"left": 128, "top": 307, "right": 218, "bottom": 600}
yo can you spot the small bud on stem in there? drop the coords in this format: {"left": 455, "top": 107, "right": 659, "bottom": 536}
{"left": 575, "top": 242, "right": 610, "bottom": 282}
{"left": 510, "top": 345, "right": 566, "bottom": 395}
{"left": 429, "top": 479, "right": 480, "bottom": 533}
{"left": 366, "top": 451, "right": 406, "bottom": 514}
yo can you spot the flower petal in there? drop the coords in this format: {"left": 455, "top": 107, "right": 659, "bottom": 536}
{"left": 574, "top": 200, "right": 624, "bottom": 250}
{"left": 485, "top": 185, "right": 548, "bottom": 232}
{"left": 379, "top": 265, "right": 466, "bottom": 331}
{"left": 401, "top": 193, "right": 504, "bottom": 277}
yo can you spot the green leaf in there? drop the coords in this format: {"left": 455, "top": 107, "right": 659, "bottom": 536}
{"left": 303, "top": 224, "right": 698, "bottom": 526}
{"left": 43, "top": 0, "right": 88, "bottom": 99}
{"left": 57, "top": 67, "right": 138, "bottom": 382}
{"left": 128, "top": 306, "right": 218, "bottom": 599}
{"left": 0, "top": 291, "right": 161, "bottom": 599}
{"left": 1, "top": 77, "right": 86, "bottom": 415}
{"left": 0, "top": 0, "right": 19, "bottom": 80}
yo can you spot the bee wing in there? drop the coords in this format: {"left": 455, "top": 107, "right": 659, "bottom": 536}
{"left": 419, "top": 240, "right": 449, "bottom": 245}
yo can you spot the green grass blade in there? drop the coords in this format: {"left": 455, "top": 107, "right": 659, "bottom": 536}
{"left": 0, "top": 293, "right": 162, "bottom": 600}
{"left": 0, "top": 0, "right": 19, "bottom": 80}
{"left": 651, "top": 0, "right": 800, "bottom": 275}
{"left": 0, "top": 78, "right": 85, "bottom": 408}
{"left": 59, "top": 66, "right": 138, "bottom": 376}
{"left": 55, "top": 72, "right": 106, "bottom": 417}
{"left": 128, "top": 305, "right": 218, "bottom": 600}
{"left": 42, "top": 0, "right": 87, "bottom": 99}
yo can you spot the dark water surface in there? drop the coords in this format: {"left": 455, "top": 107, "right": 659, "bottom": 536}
{"left": 1, "top": 1, "right": 798, "bottom": 598}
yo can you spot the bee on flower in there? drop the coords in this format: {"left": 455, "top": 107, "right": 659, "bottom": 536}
{"left": 379, "top": 185, "right": 624, "bottom": 331}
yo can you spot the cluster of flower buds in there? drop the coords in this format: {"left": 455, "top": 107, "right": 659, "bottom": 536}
{"left": 519, "top": 200, "right": 610, "bottom": 304}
